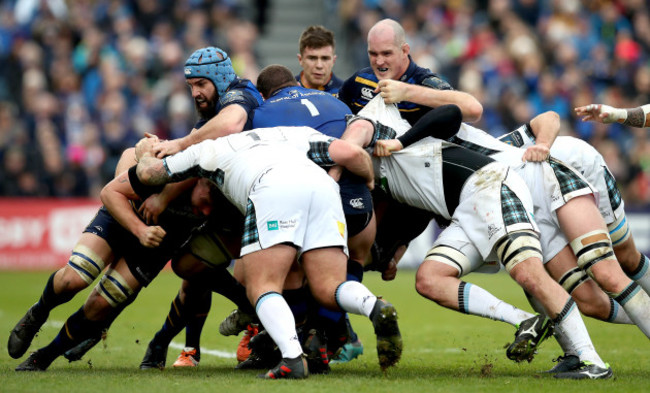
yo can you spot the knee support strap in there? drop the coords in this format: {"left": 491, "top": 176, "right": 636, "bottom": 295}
{"left": 495, "top": 231, "right": 542, "bottom": 273}
{"left": 424, "top": 245, "right": 468, "bottom": 277}
{"left": 608, "top": 214, "right": 631, "bottom": 247}
{"left": 68, "top": 244, "right": 106, "bottom": 285}
{"left": 569, "top": 229, "right": 615, "bottom": 277}
{"left": 96, "top": 268, "right": 136, "bottom": 308}
{"left": 557, "top": 267, "right": 591, "bottom": 294}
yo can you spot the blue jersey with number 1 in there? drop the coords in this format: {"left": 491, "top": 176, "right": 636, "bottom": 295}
{"left": 251, "top": 86, "right": 351, "bottom": 137}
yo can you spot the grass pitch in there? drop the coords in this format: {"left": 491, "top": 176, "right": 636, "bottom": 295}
{"left": 1, "top": 269, "right": 648, "bottom": 393}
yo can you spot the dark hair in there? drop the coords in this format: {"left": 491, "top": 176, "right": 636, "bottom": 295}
{"left": 299, "top": 25, "right": 335, "bottom": 55}
{"left": 256, "top": 64, "right": 299, "bottom": 98}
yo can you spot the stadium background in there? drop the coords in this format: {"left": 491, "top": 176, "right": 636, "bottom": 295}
{"left": 2, "top": 0, "right": 650, "bottom": 269}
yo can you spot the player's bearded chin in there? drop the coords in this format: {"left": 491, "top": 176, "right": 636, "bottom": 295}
{"left": 195, "top": 96, "right": 217, "bottom": 120}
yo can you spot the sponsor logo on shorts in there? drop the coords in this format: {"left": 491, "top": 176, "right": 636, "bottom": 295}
{"left": 349, "top": 198, "right": 365, "bottom": 209}
{"left": 268, "top": 219, "right": 298, "bottom": 231}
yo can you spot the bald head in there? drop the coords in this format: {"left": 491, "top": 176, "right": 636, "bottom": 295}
{"left": 368, "top": 19, "right": 406, "bottom": 48}
{"left": 367, "top": 19, "right": 410, "bottom": 80}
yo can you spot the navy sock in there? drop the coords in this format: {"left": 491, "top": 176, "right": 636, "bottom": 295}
{"left": 184, "top": 290, "right": 211, "bottom": 358}
{"left": 34, "top": 272, "right": 75, "bottom": 316}
{"left": 152, "top": 293, "right": 186, "bottom": 346}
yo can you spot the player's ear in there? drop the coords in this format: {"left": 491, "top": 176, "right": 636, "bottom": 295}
{"left": 402, "top": 43, "right": 410, "bottom": 56}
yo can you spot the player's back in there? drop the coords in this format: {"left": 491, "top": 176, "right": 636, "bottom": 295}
{"left": 252, "top": 86, "right": 351, "bottom": 137}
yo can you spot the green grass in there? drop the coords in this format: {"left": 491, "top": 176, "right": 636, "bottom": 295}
{"left": 1, "top": 269, "right": 648, "bottom": 392}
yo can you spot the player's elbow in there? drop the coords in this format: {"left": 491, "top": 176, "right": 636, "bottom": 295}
{"left": 462, "top": 100, "right": 483, "bottom": 123}
{"left": 99, "top": 185, "right": 113, "bottom": 208}
{"left": 542, "top": 111, "right": 560, "bottom": 127}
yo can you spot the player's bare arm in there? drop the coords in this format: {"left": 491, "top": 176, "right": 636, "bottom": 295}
{"left": 522, "top": 111, "right": 560, "bottom": 162}
{"left": 153, "top": 104, "right": 247, "bottom": 158}
{"left": 341, "top": 118, "right": 375, "bottom": 148}
{"left": 377, "top": 80, "right": 482, "bottom": 123}
{"left": 575, "top": 103, "right": 650, "bottom": 128}
{"left": 100, "top": 170, "right": 166, "bottom": 248}
{"left": 328, "top": 139, "right": 374, "bottom": 190}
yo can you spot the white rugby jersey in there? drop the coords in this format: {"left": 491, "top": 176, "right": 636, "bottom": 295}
{"left": 374, "top": 138, "right": 451, "bottom": 219}
{"left": 356, "top": 95, "right": 452, "bottom": 218}
{"left": 163, "top": 126, "right": 334, "bottom": 212}
{"left": 500, "top": 126, "right": 605, "bottom": 182}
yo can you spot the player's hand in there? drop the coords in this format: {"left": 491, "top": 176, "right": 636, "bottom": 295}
{"left": 575, "top": 104, "right": 625, "bottom": 124}
{"left": 153, "top": 139, "right": 183, "bottom": 158}
{"left": 374, "top": 139, "right": 403, "bottom": 157}
{"left": 138, "top": 193, "right": 167, "bottom": 225}
{"left": 375, "top": 79, "right": 408, "bottom": 104}
{"left": 138, "top": 225, "right": 166, "bottom": 248}
{"left": 522, "top": 144, "right": 550, "bottom": 162}
{"left": 135, "top": 133, "right": 159, "bottom": 161}
{"left": 381, "top": 258, "right": 398, "bottom": 281}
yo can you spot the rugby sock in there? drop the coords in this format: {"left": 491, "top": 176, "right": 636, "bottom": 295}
{"left": 606, "top": 298, "right": 633, "bottom": 324}
{"left": 345, "top": 259, "right": 364, "bottom": 343}
{"left": 34, "top": 272, "right": 75, "bottom": 317}
{"left": 39, "top": 307, "right": 103, "bottom": 365}
{"left": 334, "top": 281, "right": 377, "bottom": 317}
{"left": 255, "top": 291, "right": 302, "bottom": 359}
{"left": 552, "top": 325, "right": 578, "bottom": 357}
{"left": 347, "top": 258, "right": 364, "bottom": 282}
{"left": 552, "top": 299, "right": 607, "bottom": 368}
{"left": 614, "top": 282, "right": 650, "bottom": 338}
{"left": 526, "top": 286, "right": 634, "bottom": 325}
{"left": 152, "top": 293, "right": 187, "bottom": 347}
{"left": 283, "top": 287, "right": 309, "bottom": 325}
{"left": 460, "top": 282, "right": 534, "bottom": 326}
{"left": 628, "top": 254, "right": 650, "bottom": 295}
{"left": 206, "top": 268, "right": 256, "bottom": 315}
{"left": 184, "top": 290, "right": 211, "bottom": 358}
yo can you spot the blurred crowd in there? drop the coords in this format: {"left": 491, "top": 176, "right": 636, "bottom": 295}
{"left": 2, "top": 0, "right": 650, "bottom": 208}
{"left": 0, "top": 0, "right": 262, "bottom": 197}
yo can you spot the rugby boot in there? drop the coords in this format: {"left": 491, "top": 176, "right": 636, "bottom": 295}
{"left": 63, "top": 330, "right": 105, "bottom": 362}
{"left": 554, "top": 361, "right": 613, "bottom": 380}
{"left": 258, "top": 355, "right": 308, "bottom": 379}
{"left": 8, "top": 304, "right": 48, "bottom": 359}
{"left": 330, "top": 339, "right": 364, "bottom": 364}
{"left": 370, "top": 298, "right": 402, "bottom": 371}
{"left": 236, "top": 324, "right": 259, "bottom": 362}
{"left": 219, "top": 308, "right": 256, "bottom": 336}
{"left": 15, "top": 350, "right": 52, "bottom": 371}
{"left": 506, "top": 314, "right": 554, "bottom": 363}
{"left": 172, "top": 347, "right": 199, "bottom": 367}
{"left": 140, "top": 340, "right": 168, "bottom": 370}
{"left": 303, "top": 328, "right": 330, "bottom": 374}
{"left": 543, "top": 354, "right": 581, "bottom": 374}
{"left": 236, "top": 329, "right": 280, "bottom": 370}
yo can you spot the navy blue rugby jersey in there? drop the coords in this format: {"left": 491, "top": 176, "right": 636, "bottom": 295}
{"left": 194, "top": 78, "right": 263, "bottom": 130}
{"left": 295, "top": 72, "right": 344, "bottom": 95}
{"left": 338, "top": 56, "right": 453, "bottom": 126}
{"left": 251, "top": 85, "right": 351, "bottom": 137}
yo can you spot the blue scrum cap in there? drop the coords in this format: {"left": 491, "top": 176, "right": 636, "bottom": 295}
{"left": 184, "top": 47, "right": 236, "bottom": 98}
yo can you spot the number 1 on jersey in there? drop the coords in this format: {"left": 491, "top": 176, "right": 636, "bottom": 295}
{"left": 300, "top": 99, "right": 320, "bottom": 117}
